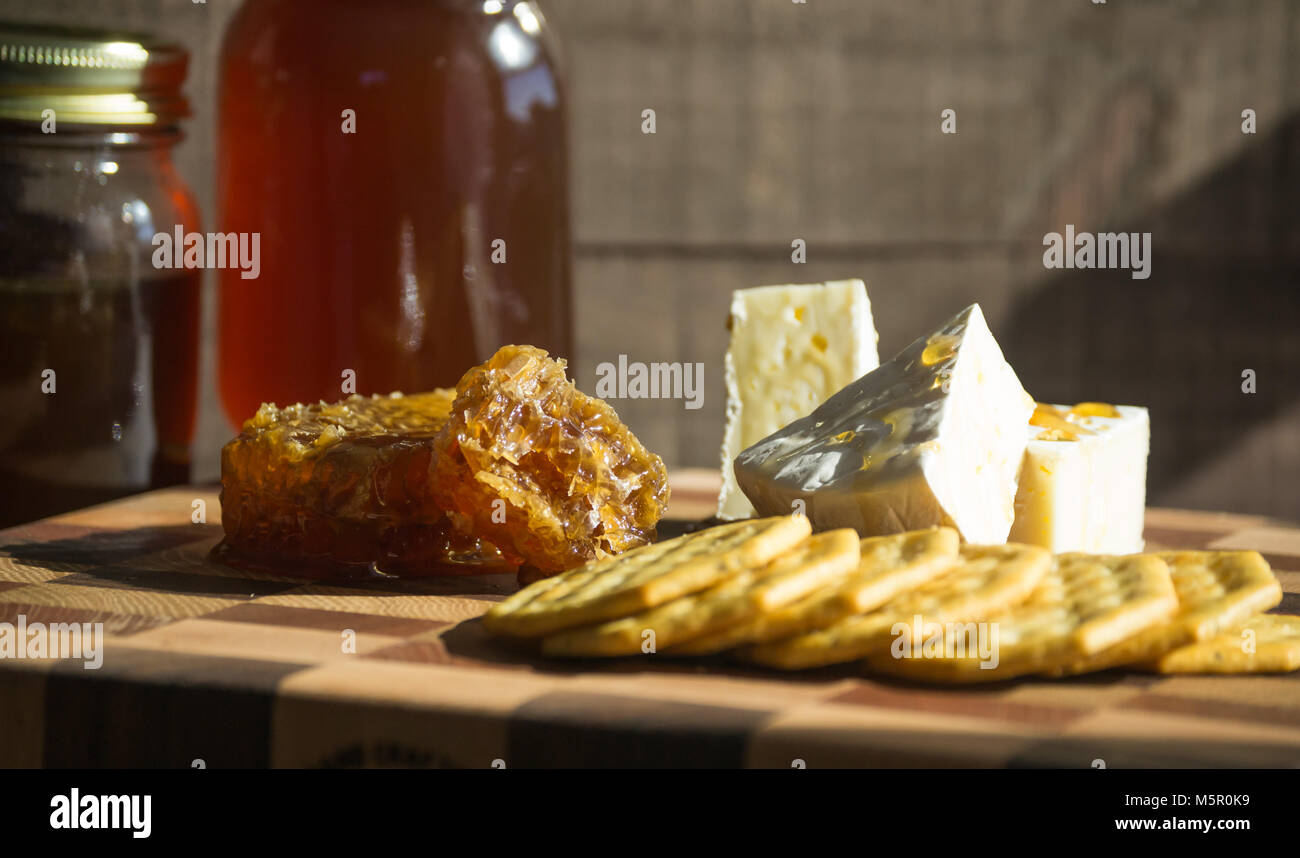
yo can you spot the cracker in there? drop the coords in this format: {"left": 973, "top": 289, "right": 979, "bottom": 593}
{"left": 668, "top": 527, "right": 960, "bottom": 657}
{"left": 745, "top": 542, "right": 1051, "bottom": 670}
{"left": 482, "top": 515, "right": 813, "bottom": 638}
{"left": 866, "top": 552, "right": 1177, "bottom": 683}
{"left": 1046, "top": 550, "right": 1282, "bottom": 677}
{"left": 540, "top": 528, "right": 861, "bottom": 657}
{"left": 1143, "top": 613, "right": 1300, "bottom": 675}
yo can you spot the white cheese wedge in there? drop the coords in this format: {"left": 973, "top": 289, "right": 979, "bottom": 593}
{"left": 733, "top": 303, "right": 1033, "bottom": 543}
{"left": 717, "top": 280, "right": 879, "bottom": 519}
{"left": 1009, "top": 403, "right": 1149, "bottom": 554}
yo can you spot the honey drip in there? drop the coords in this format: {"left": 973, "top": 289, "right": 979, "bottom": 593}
{"left": 1030, "top": 401, "right": 1120, "bottom": 441}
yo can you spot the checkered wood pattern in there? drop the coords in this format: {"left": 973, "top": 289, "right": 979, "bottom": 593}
{"left": 0, "top": 470, "right": 1297, "bottom": 768}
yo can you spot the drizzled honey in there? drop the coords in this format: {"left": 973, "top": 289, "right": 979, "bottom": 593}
{"left": 1030, "top": 402, "right": 1120, "bottom": 441}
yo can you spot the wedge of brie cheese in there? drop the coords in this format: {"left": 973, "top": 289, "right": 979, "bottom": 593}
{"left": 717, "top": 280, "right": 880, "bottom": 519}
{"left": 1009, "top": 402, "right": 1149, "bottom": 554}
{"left": 733, "top": 303, "right": 1034, "bottom": 543}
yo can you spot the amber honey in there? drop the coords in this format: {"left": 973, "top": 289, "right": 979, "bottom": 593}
{"left": 0, "top": 25, "right": 200, "bottom": 526}
{"left": 217, "top": 347, "right": 668, "bottom": 581}
{"left": 216, "top": 0, "right": 572, "bottom": 425}
{"left": 0, "top": 273, "right": 200, "bottom": 526}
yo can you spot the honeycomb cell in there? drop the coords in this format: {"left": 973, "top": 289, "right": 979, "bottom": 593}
{"left": 219, "top": 391, "right": 508, "bottom": 578}
{"left": 431, "top": 345, "right": 670, "bottom": 575}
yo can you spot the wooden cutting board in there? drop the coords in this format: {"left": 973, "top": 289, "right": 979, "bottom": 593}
{"left": 1, "top": 469, "right": 1297, "bottom": 768}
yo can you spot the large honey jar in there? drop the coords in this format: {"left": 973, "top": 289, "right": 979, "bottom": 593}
{"left": 216, "top": 0, "right": 573, "bottom": 425}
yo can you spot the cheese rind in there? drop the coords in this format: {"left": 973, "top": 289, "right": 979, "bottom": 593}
{"left": 1009, "top": 403, "right": 1149, "bottom": 554}
{"left": 717, "top": 280, "right": 879, "bottom": 519}
{"left": 734, "top": 303, "right": 1034, "bottom": 543}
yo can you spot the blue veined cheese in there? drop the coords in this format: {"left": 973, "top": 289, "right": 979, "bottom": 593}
{"left": 1009, "top": 403, "right": 1150, "bottom": 554}
{"left": 733, "top": 303, "right": 1034, "bottom": 543}
{"left": 717, "top": 280, "right": 879, "bottom": 519}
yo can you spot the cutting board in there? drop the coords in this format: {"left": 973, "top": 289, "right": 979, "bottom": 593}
{"left": 1, "top": 469, "right": 1298, "bottom": 768}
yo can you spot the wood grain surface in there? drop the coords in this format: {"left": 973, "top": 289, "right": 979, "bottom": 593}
{"left": 0, "top": 470, "right": 1297, "bottom": 768}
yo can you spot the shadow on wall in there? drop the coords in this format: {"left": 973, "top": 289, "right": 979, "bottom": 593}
{"left": 1001, "top": 111, "right": 1300, "bottom": 519}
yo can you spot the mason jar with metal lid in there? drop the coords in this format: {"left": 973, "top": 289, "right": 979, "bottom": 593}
{"left": 0, "top": 24, "right": 201, "bottom": 527}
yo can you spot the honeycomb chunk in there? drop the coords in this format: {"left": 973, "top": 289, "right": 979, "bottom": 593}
{"left": 219, "top": 391, "right": 508, "bottom": 578}
{"left": 431, "top": 345, "right": 670, "bottom": 575}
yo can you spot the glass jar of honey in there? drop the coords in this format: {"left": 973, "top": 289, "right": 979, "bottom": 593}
{"left": 0, "top": 25, "right": 201, "bottom": 527}
{"left": 216, "top": 0, "right": 573, "bottom": 425}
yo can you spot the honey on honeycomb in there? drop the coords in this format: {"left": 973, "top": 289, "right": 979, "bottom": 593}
{"left": 219, "top": 390, "right": 509, "bottom": 578}
{"left": 431, "top": 345, "right": 671, "bottom": 575}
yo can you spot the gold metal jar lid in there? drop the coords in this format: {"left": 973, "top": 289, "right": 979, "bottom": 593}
{"left": 0, "top": 23, "right": 189, "bottom": 126}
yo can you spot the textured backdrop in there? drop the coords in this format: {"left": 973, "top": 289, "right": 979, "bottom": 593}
{"left": 2, "top": 0, "right": 1298, "bottom": 519}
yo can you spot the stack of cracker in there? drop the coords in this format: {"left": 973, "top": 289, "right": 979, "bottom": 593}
{"left": 483, "top": 516, "right": 1296, "bottom": 681}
